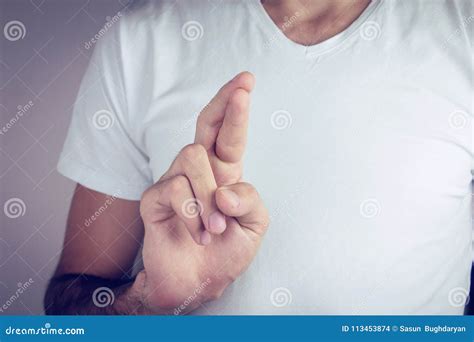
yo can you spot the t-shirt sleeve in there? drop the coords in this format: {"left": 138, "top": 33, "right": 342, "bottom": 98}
{"left": 57, "top": 20, "right": 152, "bottom": 200}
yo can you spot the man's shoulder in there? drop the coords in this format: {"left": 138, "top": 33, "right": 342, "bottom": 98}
{"left": 382, "top": 0, "right": 472, "bottom": 53}
{"left": 386, "top": 0, "right": 472, "bottom": 27}
{"left": 122, "top": 0, "right": 242, "bottom": 29}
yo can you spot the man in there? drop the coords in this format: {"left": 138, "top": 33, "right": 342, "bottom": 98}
{"left": 45, "top": 0, "right": 473, "bottom": 315}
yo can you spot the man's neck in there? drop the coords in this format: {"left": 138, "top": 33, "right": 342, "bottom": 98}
{"left": 261, "top": 0, "right": 371, "bottom": 46}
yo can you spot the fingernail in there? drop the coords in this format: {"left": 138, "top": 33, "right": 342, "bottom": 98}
{"left": 208, "top": 211, "right": 227, "bottom": 234}
{"left": 220, "top": 189, "right": 240, "bottom": 208}
{"left": 200, "top": 230, "right": 212, "bottom": 245}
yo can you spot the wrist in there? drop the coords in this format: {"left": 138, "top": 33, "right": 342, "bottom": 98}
{"left": 125, "top": 271, "right": 173, "bottom": 315}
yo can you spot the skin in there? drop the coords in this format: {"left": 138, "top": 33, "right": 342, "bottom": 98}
{"left": 45, "top": 1, "right": 372, "bottom": 315}
{"left": 262, "top": 0, "right": 371, "bottom": 45}
{"left": 136, "top": 72, "right": 270, "bottom": 312}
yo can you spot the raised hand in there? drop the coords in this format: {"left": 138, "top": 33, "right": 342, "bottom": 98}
{"left": 135, "top": 72, "right": 269, "bottom": 313}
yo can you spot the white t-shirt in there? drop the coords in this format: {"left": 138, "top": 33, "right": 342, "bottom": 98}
{"left": 58, "top": 0, "right": 473, "bottom": 314}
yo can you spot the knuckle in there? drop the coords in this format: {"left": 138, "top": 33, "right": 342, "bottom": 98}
{"left": 139, "top": 185, "right": 159, "bottom": 219}
{"left": 140, "top": 185, "right": 157, "bottom": 205}
{"left": 180, "top": 143, "right": 207, "bottom": 163}
{"left": 239, "top": 182, "right": 258, "bottom": 199}
{"left": 168, "top": 175, "right": 189, "bottom": 193}
{"left": 140, "top": 188, "right": 150, "bottom": 204}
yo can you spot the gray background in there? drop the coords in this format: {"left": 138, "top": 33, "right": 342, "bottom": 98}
{"left": 1, "top": 0, "right": 129, "bottom": 315}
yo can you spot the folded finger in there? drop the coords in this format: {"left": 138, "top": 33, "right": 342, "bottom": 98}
{"left": 153, "top": 175, "right": 207, "bottom": 245}
{"left": 165, "top": 143, "right": 227, "bottom": 237}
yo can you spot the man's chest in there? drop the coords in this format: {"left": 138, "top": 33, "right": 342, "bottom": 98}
{"left": 141, "top": 64, "right": 472, "bottom": 212}
{"left": 132, "top": 36, "right": 472, "bottom": 314}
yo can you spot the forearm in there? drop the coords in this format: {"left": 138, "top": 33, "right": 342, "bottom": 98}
{"left": 44, "top": 273, "right": 147, "bottom": 315}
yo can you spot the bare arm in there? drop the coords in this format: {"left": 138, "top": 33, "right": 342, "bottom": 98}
{"left": 44, "top": 184, "right": 150, "bottom": 315}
